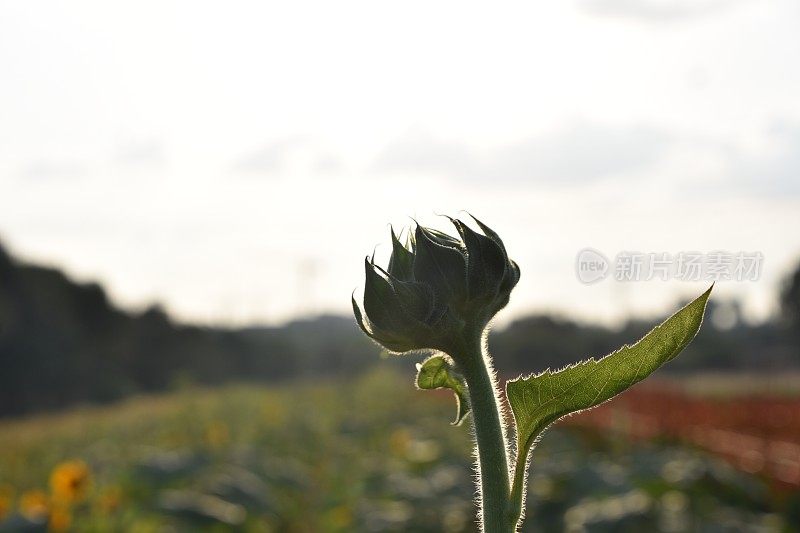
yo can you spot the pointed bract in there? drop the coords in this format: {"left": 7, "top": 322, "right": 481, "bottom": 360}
{"left": 392, "top": 278, "right": 436, "bottom": 324}
{"left": 453, "top": 219, "right": 507, "bottom": 303}
{"left": 468, "top": 214, "right": 506, "bottom": 253}
{"left": 425, "top": 227, "right": 463, "bottom": 249}
{"left": 413, "top": 225, "right": 468, "bottom": 306}
{"left": 363, "top": 258, "right": 403, "bottom": 331}
{"left": 352, "top": 294, "right": 413, "bottom": 352}
{"left": 388, "top": 227, "right": 415, "bottom": 281}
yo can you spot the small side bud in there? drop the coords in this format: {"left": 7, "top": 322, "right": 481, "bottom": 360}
{"left": 416, "top": 355, "right": 471, "bottom": 425}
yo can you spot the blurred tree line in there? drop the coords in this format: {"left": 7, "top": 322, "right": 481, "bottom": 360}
{"left": 1, "top": 243, "right": 798, "bottom": 417}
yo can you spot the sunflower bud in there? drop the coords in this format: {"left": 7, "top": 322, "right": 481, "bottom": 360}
{"left": 352, "top": 215, "right": 520, "bottom": 354}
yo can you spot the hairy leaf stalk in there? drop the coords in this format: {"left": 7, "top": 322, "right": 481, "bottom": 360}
{"left": 507, "top": 447, "right": 528, "bottom": 529}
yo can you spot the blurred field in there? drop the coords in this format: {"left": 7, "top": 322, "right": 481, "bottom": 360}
{"left": 0, "top": 370, "right": 798, "bottom": 532}
{"left": 565, "top": 374, "right": 800, "bottom": 490}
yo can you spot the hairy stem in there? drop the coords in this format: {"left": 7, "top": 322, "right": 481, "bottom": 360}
{"left": 456, "top": 336, "right": 512, "bottom": 532}
{"left": 507, "top": 448, "right": 527, "bottom": 529}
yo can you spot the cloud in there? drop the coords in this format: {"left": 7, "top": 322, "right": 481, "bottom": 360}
{"left": 20, "top": 159, "right": 89, "bottom": 181}
{"left": 493, "top": 124, "right": 670, "bottom": 183}
{"left": 234, "top": 137, "right": 343, "bottom": 176}
{"left": 373, "top": 123, "right": 671, "bottom": 186}
{"left": 234, "top": 138, "right": 300, "bottom": 175}
{"left": 18, "top": 141, "right": 167, "bottom": 182}
{"left": 576, "top": 0, "right": 743, "bottom": 23}
{"left": 113, "top": 140, "right": 166, "bottom": 168}
{"left": 371, "top": 132, "right": 479, "bottom": 178}
{"left": 313, "top": 153, "right": 344, "bottom": 175}
{"left": 727, "top": 121, "right": 800, "bottom": 197}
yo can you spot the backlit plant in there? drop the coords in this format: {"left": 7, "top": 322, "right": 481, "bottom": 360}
{"left": 352, "top": 215, "right": 711, "bottom": 532}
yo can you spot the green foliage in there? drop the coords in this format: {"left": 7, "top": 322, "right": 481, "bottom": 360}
{"left": 354, "top": 216, "right": 714, "bottom": 532}
{"left": 3, "top": 374, "right": 792, "bottom": 532}
{"left": 507, "top": 286, "right": 712, "bottom": 460}
{"left": 505, "top": 286, "right": 712, "bottom": 528}
{"left": 415, "top": 355, "right": 471, "bottom": 425}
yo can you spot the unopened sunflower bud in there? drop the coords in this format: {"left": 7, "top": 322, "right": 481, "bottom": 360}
{"left": 352, "top": 215, "right": 520, "bottom": 354}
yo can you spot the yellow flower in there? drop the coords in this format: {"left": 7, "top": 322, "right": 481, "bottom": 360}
{"left": 19, "top": 489, "right": 49, "bottom": 520}
{"left": 50, "top": 460, "right": 91, "bottom": 504}
{"left": 49, "top": 505, "right": 72, "bottom": 532}
{"left": 0, "top": 484, "right": 14, "bottom": 521}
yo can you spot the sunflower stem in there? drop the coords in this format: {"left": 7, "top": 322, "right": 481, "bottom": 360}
{"left": 454, "top": 333, "right": 512, "bottom": 532}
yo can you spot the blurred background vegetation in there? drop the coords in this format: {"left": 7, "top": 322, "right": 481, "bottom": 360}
{"left": 1, "top": 243, "right": 799, "bottom": 531}
{"left": 1, "top": 242, "right": 798, "bottom": 417}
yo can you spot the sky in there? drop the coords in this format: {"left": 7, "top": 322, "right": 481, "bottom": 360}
{"left": 1, "top": 0, "right": 799, "bottom": 328}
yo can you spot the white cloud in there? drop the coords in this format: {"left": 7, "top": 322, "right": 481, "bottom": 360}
{"left": 19, "top": 159, "right": 89, "bottom": 181}
{"left": 727, "top": 121, "right": 800, "bottom": 197}
{"left": 113, "top": 140, "right": 167, "bottom": 169}
{"left": 233, "top": 138, "right": 344, "bottom": 177}
{"left": 577, "top": 0, "right": 745, "bottom": 23}
{"left": 373, "top": 123, "right": 671, "bottom": 185}
{"left": 234, "top": 138, "right": 303, "bottom": 175}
